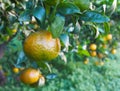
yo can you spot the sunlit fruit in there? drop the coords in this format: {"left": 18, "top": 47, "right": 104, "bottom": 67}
{"left": 13, "top": 67, "right": 19, "bottom": 74}
{"left": 20, "top": 68, "right": 40, "bottom": 84}
{"left": 106, "top": 34, "right": 112, "bottom": 41}
{"left": 94, "top": 61, "right": 99, "bottom": 66}
{"left": 23, "top": 30, "right": 61, "bottom": 61}
{"left": 83, "top": 58, "right": 89, "bottom": 64}
{"left": 99, "top": 61, "right": 104, "bottom": 66}
{"left": 11, "top": 29, "right": 17, "bottom": 34}
{"left": 30, "top": 74, "right": 45, "bottom": 87}
{"left": 4, "top": 35, "right": 10, "bottom": 41}
{"left": 89, "top": 43, "right": 97, "bottom": 51}
{"left": 102, "top": 44, "right": 107, "bottom": 49}
{"left": 111, "top": 48, "right": 116, "bottom": 54}
{"left": 103, "top": 37, "right": 107, "bottom": 42}
{"left": 97, "top": 53, "right": 104, "bottom": 59}
{"left": 90, "top": 51, "right": 97, "bottom": 57}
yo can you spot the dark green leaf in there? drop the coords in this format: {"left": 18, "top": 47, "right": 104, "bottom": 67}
{"left": 16, "top": 51, "right": 25, "bottom": 64}
{"left": 26, "top": 0, "right": 35, "bottom": 9}
{"left": 57, "top": 2, "right": 81, "bottom": 15}
{"left": 60, "top": 34, "right": 69, "bottom": 47}
{"left": 49, "top": 15, "right": 65, "bottom": 38}
{"left": 80, "top": 11, "right": 110, "bottom": 23}
{"left": 46, "top": 73, "right": 57, "bottom": 80}
{"left": 32, "top": 6, "right": 45, "bottom": 23}
{"left": 18, "top": 10, "right": 31, "bottom": 22}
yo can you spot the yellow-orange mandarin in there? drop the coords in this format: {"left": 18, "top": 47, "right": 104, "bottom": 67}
{"left": 89, "top": 43, "right": 97, "bottom": 51}
{"left": 106, "top": 34, "right": 112, "bottom": 41}
{"left": 23, "top": 30, "right": 61, "bottom": 61}
{"left": 90, "top": 51, "right": 97, "bottom": 57}
{"left": 83, "top": 58, "right": 89, "bottom": 64}
{"left": 111, "top": 48, "right": 116, "bottom": 54}
{"left": 13, "top": 67, "right": 19, "bottom": 73}
{"left": 20, "top": 68, "right": 40, "bottom": 84}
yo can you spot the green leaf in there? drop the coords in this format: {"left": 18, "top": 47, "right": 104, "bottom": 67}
{"left": 77, "top": 46, "right": 90, "bottom": 56}
{"left": 49, "top": 15, "right": 65, "bottom": 38}
{"left": 19, "top": 10, "right": 31, "bottom": 22}
{"left": 80, "top": 11, "right": 110, "bottom": 23}
{"left": 104, "top": 22, "right": 110, "bottom": 33}
{"left": 26, "top": 0, "right": 35, "bottom": 9}
{"left": 60, "top": 34, "right": 69, "bottom": 47}
{"left": 57, "top": 2, "right": 81, "bottom": 15}
{"left": 32, "top": 6, "right": 46, "bottom": 23}
{"left": 46, "top": 73, "right": 57, "bottom": 80}
{"left": 74, "top": 0, "right": 90, "bottom": 11}
{"left": 16, "top": 51, "right": 25, "bottom": 65}
{"left": 78, "top": 49, "right": 90, "bottom": 56}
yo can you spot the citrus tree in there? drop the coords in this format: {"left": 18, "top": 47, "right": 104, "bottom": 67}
{"left": 0, "top": 0, "right": 119, "bottom": 87}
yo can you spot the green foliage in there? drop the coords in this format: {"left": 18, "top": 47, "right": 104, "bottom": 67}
{"left": 0, "top": 0, "right": 120, "bottom": 90}
{"left": 19, "top": 10, "right": 31, "bottom": 22}
{"left": 80, "top": 11, "right": 110, "bottom": 23}
{"left": 57, "top": 2, "right": 81, "bottom": 15}
{"left": 1, "top": 57, "right": 120, "bottom": 91}
{"left": 49, "top": 15, "right": 65, "bottom": 38}
{"left": 32, "top": 6, "right": 46, "bottom": 23}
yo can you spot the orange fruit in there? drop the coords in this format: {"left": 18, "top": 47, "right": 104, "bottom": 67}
{"left": 90, "top": 51, "right": 97, "bottom": 57}
{"left": 106, "top": 34, "right": 112, "bottom": 41}
{"left": 30, "top": 74, "right": 45, "bottom": 87}
{"left": 111, "top": 48, "right": 116, "bottom": 54}
{"left": 11, "top": 29, "right": 17, "bottom": 34}
{"left": 94, "top": 61, "right": 99, "bottom": 66}
{"left": 103, "top": 37, "right": 107, "bottom": 42}
{"left": 99, "top": 61, "right": 104, "bottom": 66}
{"left": 20, "top": 68, "right": 40, "bottom": 84}
{"left": 97, "top": 53, "right": 104, "bottom": 59}
{"left": 13, "top": 67, "right": 19, "bottom": 73}
{"left": 4, "top": 35, "right": 10, "bottom": 41}
{"left": 23, "top": 30, "right": 61, "bottom": 61}
{"left": 83, "top": 58, "right": 89, "bottom": 64}
{"left": 102, "top": 44, "right": 107, "bottom": 49}
{"left": 89, "top": 43, "right": 97, "bottom": 51}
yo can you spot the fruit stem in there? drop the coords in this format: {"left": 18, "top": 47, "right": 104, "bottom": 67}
{"left": 45, "top": 62, "right": 52, "bottom": 73}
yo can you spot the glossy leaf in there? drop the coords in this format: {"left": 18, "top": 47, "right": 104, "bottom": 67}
{"left": 60, "top": 34, "right": 70, "bottom": 47}
{"left": 49, "top": 15, "right": 65, "bottom": 38}
{"left": 104, "top": 22, "right": 110, "bottom": 33}
{"left": 78, "top": 49, "right": 90, "bottom": 56}
{"left": 46, "top": 73, "right": 57, "bottom": 80}
{"left": 18, "top": 10, "right": 31, "bottom": 22}
{"left": 16, "top": 51, "right": 25, "bottom": 64}
{"left": 32, "top": 6, "right": 46, "bottom": 23}
{"left": 57, "top": 2, "right": 80, "bottom": 15}
{"left": 26, "top": 0, "right": 35, "bottom": 9}
{"left": 80, "top": 11, "right": 110, "bottom": 23}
